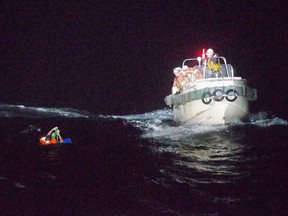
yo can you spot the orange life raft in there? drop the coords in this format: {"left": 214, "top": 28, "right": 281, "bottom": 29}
{"left": 39, "top": 137, "right": 58, "bottom": 145}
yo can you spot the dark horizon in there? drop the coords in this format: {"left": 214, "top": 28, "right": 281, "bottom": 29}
{"left": 1, "top": 1, "right": 287, "bottom": 117}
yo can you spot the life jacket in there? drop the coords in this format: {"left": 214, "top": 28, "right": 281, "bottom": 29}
{"left": 207, "top": 58, "right": 221, "bottom": 71}
{"left": 173, "top": 73, "right": 186, "bottom": 92}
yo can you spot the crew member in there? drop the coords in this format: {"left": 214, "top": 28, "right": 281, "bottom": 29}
{"left": 206, "top": 48, "right": 222, "bottom": 77}
{"left": 182, "top": 66, "right": 203, "bottom": 82}
{"left": 172, "top": 67, "right": 185, "bottom": 94}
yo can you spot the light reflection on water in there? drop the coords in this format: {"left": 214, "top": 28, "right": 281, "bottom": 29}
{"left": 125, "top": 117, "right": 257, "bottom": 189}
{"left": 113, "top": 109, "right": 287, "bottom": 190}
{"left": 157, "top": 129, "right": 249, "bottom": 185}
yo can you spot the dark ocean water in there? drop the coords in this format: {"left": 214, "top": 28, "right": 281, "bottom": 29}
{"left": 0, "top": 104, "right": 288, "bottom": 216}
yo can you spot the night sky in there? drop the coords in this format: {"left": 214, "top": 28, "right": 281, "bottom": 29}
{"left": 1, "top": 1, "right": 287, "bottom": 116}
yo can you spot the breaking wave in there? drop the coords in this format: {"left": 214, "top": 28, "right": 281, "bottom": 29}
{"left": 0, "top": 103, "right": 94, "bottom": 118}
{"left": 1, "top": 104, "right": 286, "bottom": 131}
{"left": 114, "top": 109, "right": 288, "bottom": 139}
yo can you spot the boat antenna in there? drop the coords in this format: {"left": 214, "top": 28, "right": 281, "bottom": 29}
{"left": 202, "top": 49, "right": 206, "bottom": 60}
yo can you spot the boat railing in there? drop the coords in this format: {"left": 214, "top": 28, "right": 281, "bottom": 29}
{"left": 182, "top": 56, "right": 234, "bottom": 79}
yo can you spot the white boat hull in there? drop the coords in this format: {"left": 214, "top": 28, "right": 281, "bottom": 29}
{"left": 165, "top": 78, "right": 257, "bottom": 125}
{"left": 173, "top": 96, "right": 248, "bottom": 125}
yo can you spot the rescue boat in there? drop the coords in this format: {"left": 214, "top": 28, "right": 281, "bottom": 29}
{"left": 164, "top": 56, "right": 257, "bottom": 125}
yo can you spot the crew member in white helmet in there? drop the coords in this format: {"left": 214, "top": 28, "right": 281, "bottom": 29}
{"left": 206, "top": 48, "right": 221, "bottom": 77}
{"left": 172, "top": 67, "right": 185, "bottom": 94}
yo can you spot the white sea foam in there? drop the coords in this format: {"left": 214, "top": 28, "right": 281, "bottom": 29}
{"left": 249, "top": 112, "right": 288, "bottom": 126}
{"left": 119, "top": 109, "right": 288, "bottom": 141}
{"left": 112, "top": 108, "right": 173, "bottom": 121}
{"left": 0, "top": 103, "right": 92, "bottom": 118}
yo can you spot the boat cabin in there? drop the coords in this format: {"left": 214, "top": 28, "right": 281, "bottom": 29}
{"left": 181, "top": 56, "right": 234, "bottom": 80}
